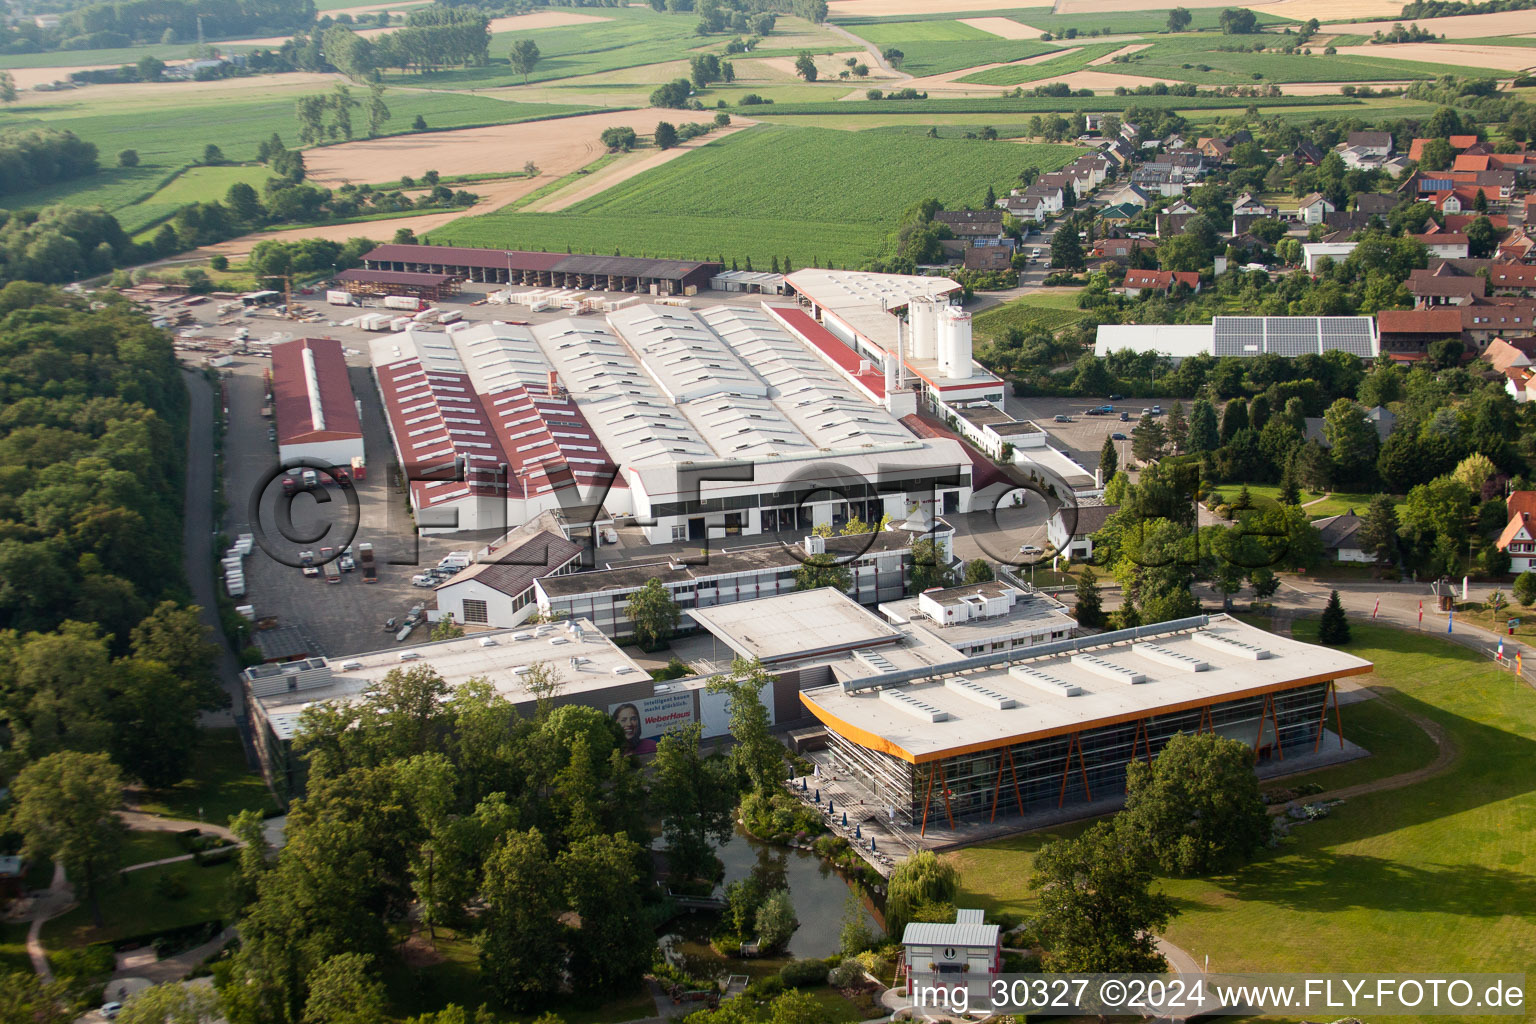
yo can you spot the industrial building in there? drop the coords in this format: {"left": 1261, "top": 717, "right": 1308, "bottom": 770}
{"left": 1095, "top": 316, "right": 1380, "bottom": 362}
{"left": 877, "top": 581, "right": 1079, "bottom": 658}
{"left": 370, "top": 301, "right": 976, "bottom": 541}
{"left": 434, "top": 529, "right": 585, "bottom": 629}
{"left": 244, "top": 618, "right": 779, "bottom": 800}
{"left": 360, "top": 243, "right": 722, "bottom": 295}
{"left": 534, "top": 527, "right": 952, "bottom": 639}
{"left": 768, "top": 613, "right": 1369, "bottom": 833}
{"left": 782, "top": 269, "right": 1006, "bottom": 417}
{"left": 335, "top": 268, "right": 461, "bottom": 302}
{"left": 269, "top": 337, "right": 364, "bottom": 468}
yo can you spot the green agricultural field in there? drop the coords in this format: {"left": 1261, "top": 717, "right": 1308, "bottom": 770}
{"left": 0, "top": 91, "right": 592, "bottom": 215}
{"left": 1019, "top": 9, "right": 1293, "bottom": 34}
{"left": 831, "top": 7, "right": 1052, "bottom": 28}
{"left": 974, "top": 294, "right": 1088, "bottom": 337}
{"left": 957, "top": 41, "right": 1127, "bottom": 85}
{"left": 0, "top": 39, "right": 248, "bottom": 71}
{"left": 380, "top": 6, "right": 710, "bottom": 90}
{"left": 116, "top": 164, "right": 272, "bottom": 232}
{"left": 1102, "top": 36, "right": 1492, "bottom": 83}
{"left": 956, "top": 620, "right": 1536, "bottom": 977}
{"left": 432, "top": 123, "right": 1079, "bottom": 268}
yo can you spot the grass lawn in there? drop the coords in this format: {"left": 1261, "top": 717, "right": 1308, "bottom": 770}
{"left": 0, "top": 921, "right": 30, "bottom": 975}
{"left": 431, "top": 123, "right": 1078, "bottom": 268}
{"left": 116, "top": 163, "right": 272, "bottom": 232}
{"left": 957, "top": 620, "right": 1536, "bottom": 976}
{"left": 1450, "top": 601, "right": 1536, "bottom": 643}
{"left": 121, "top": 831, "right": 191, "bottom": 867}
{"left": 974, "top": 293, "right": 1088, "bottom": 339}
{"left": 1210, "top": 483, "right": 1384, "bottom": 520}
{"left": 42, "top": 861, "right": 233, "bottom": 949}
{"left": 958, "top": 42, "right": 1129, "bottom": 85}
{"left": 129, "top": 728, "right": 278, "bottom": 826}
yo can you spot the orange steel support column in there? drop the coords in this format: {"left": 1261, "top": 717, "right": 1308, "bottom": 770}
{"left": 1332, "top": 680, "right": 1345, "bottom": 749}
{"left": 937, "top": 763, "right": 956, "bottom": 829}
{"left": 1004, "top": 747, "right": 1025, "bottom": 816}
{"left": 1199, "top": 706, "right": 1213, "bottom": 733}
{"left": 1057, "top": 735, "right": 1077, "bottom": 808}
{"left": 1075, "top": 734, "right": 1093, "bottom": 802}
{"left": 989, "top": 753, "right": 1006, "bottom": 823}
{"left": 920, "top": 764, "right": 936, "bottom": 836}
{"left": 1253, "top": 694, "right": 1271, "bottom": 760}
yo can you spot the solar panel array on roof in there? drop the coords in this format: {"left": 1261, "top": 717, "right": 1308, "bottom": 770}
{"left": 1211, "top": 317, "right": 1376, "bottom": 358}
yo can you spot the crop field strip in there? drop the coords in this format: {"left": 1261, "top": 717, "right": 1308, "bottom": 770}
{"left": 956, "top": 41, "right": 1129, "bottom": 84}
{"left": 430, "top": 123, "right": 1079, "bottom": 268}
{"left": 835, "top": 19, "right": 1066, "bottom": 76}
{"left": 730, "top": 93, "right": 1368, "bottom": 115}
{"left": 0, "top": 92, "right": 592, "bottom": 217}
{"left": 1096, "top": 35, "right": 1500, "bottom": 83}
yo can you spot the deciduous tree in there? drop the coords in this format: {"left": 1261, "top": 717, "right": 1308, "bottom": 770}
{"left": 1123, "top": 732, "right": 1270, "bottom": 875}
{"left": 9, "top": 751, "right": 126, "bottom": 926}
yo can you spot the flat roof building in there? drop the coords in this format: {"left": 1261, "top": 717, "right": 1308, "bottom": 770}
{"left": 361, "top": 243, "right": 722, "bottom": 295}
{"left": 878, "top": 581, "right": 1079, "bottom": 658}
{"left": 796, "top": 614, "right": 1370, "bottom": 833}
{"left": 269, "top": 338, "right": 363, "bottom": 467}
{"left": 1096, "top": 316, "right": 1380, "bottom": 362}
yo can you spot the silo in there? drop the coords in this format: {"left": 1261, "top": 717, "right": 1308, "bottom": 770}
{"left": 909, "top": 295, "right": 937, "bottom": 361}
{"left": 942, "top": 306, "right": 973, "bottom": 380}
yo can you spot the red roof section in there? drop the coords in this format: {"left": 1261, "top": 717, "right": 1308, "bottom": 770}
{"left": 365, "top": 243, "right": 512, "bottom": 270}
{"left": 768, "top": 306, "right": 886, "bottom": 398}
{"left": 1449, "top": 135, "right": 1481, "bottom": 149}
{"left": 1377, "top": 309, "right": 1464, "bottom": 335}
{"left": 899, "top": 413, "right": 1006, "bottom": 492}
{"left": 1453, "top": 154, "right": 1491, "bottom": 172}
{"left": 270, "top": 338, "right": 362, "bottom": 446}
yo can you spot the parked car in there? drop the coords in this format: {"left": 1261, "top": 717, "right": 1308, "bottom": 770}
{"left": 1109, "top": 394, "right": 1124, "bottom": 401}
{"left": 412, "top": 574, "right": 436, "bottom": 588}
{"left": 1119, "top": 412, "right": 1131, "bottom": 421}
{"left": 100, "top": 1004, "right": 122, "bottom": 1021}
{"left": 1019, "top": 544, "right": 1043, "bottom": 556}
{"left": 383, "top": 617, "right": 398, "bottom": 632}
{"left": 1053, "top": 414, "right": 1072, "bottom": 423}
{"left": 1111, "top": 432, "right": 1128, "bottom": 440}
{"left": 1151, "top": 405, "right": 1163, "bottom": 415}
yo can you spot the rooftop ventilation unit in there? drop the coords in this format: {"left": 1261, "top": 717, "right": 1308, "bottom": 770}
{"left": 879, "top": 688, "right": 949, "bottom": 722}
{"left": 944, "top": 676, "right": 1018, "bottom": 710}
{"left": 1191, "top": 630, "right": 1273, "bottom": 660}
{"left": 1132, "top": 643, "right": 1208, "bottom": 673}
{"left": 854, "top": 648, "right": 896, "bottom": 673}
{"left": 1008, "top": 665, "right": 1082, "bottom": 697}
{"left": 1070, "top": 653, "right": 1147, "bottom": 684}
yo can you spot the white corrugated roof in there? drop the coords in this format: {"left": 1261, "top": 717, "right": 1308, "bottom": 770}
{"left": 902, "top": 920, "right": 1000, "bottom": 947}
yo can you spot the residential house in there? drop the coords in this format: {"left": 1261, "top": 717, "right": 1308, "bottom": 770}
{"left": 1499, "top": 229, "right": 1535, "bottom": 263}
{"left": 1155, "top": 211, "right": 1195, "bottom": 237}
{"left": 1448, "top": 134, "right": 1481, "bottom": 150}
{"left": 1354, "top": 192, "right": 1403, "bottom": 216}
{"left": 1103, "top": 182, "right": 1153, "bottom": 209}
{"left": 1047, "top": 503, "right": 1119, "bottom": 560}
{"left": 1482, "top": 335, "right": 1536, "bottom": 374}
{"left": 1293, "top": 141, "right": 1324, "bottom": 165}
{"left": 1497, "top": 511, "right": 1536, "bottom": 572}
{"left": 964, "top": 243, "right": 1015, "bottom": 271}
{"left": 1463, "top": 299, "right": 1536, "bottom": 345}
{"left": 1298, "top": 193, "right": 1336, "bottom": 224}
{"left": 1411, "top": 231, "right": 1471, "bottom": 259}
{"left": 1303, "top": 406, "right": 1395, "bottom": 447}
{"left": 1321, "top": 211, "right": 1376, "bottom": 235}
{"left": 935, "top": 210, "right": 1007, "bottom": 241}
{"left": 1120, "top": 269, "right": 1201, "bottom": 297}
{"left": 1098, "top": 202, "right": 1141, "bottom": 227}
{"left": 1430, "top": 258, "right": 1536, "bottom": 297}
{"left": 1314, "top": 512, "right": 1371, "bottom": 563}
{"left": 1196, "top": 136, "right": 1232, "bottom": 162}
{"left": 1444, "top": 213, "right": 1508, "bottom": 233}
{"left": 1094, "top": 237, "right": 1158, "bottom": 263}
{"left": 1454, "top": 153, "right": 1492, "bottom": 173}
{"left": 1347, "top": 131, "right": 1393, "bottom": 158}
{"left": 1339, "top": 146, "right": 1382, "bottom": 170}
{"left": 1407, "top": 265, "right": 1486, "bottom": 306}
{"left": 1163, "top": 198, "right": 1197, "bottom": 216}
{"left": 1231, "top": 192, "right": 1270, "bottom": 217}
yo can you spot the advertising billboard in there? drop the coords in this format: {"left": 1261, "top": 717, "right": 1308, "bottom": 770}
{"left": 610, "top": 691, "right": 695, "bottom": 755}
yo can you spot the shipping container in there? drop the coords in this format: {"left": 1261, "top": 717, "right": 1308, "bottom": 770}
{"left": 326, "top": 290, "right": 356, "bottom": 306}
{"left": 384, "top": 295, "right": 425, "bottom": 312}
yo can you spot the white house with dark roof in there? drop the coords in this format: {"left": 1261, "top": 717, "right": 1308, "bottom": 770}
{"left": 1314, "top": 512, "right": 1369, "bottom": 563}
{"left": 1048, "top": 503, "right": 1120, "bottom": 560}
{"left": 434, "top": 529, "right": 584, "bottom": 628}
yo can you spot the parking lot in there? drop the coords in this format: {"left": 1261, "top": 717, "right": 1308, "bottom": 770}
{"left": 1003, "top": 394, "right": 1185, "bottom": 473}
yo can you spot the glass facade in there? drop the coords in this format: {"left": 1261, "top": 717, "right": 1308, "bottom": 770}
{"left": 824, "top": 681, "right": 1332, "bottom": 828}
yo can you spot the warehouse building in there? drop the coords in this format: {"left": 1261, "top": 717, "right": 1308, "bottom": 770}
{"left": 435, "top": 529, "right": 585, "bottom": 629}
{"left": 789, "top": 614, "right": 1370, "bottom": 833}
{"left": 335, "top": 268, "right": 461, "bottom": 302}
{"left": 361, "top": 243, "right": 722, "bottom": 295}
{"left": 1095, "top": 316, "right": 1380, "bottom": 362}
{"left": 368, "top": 294, "right": 977, "bottom": 541}
{"left": 269, "top": 338, "right": 364, "bottom": 467}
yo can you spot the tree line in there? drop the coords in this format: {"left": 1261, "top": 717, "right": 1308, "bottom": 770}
{"left": 3, "top": 0, "right": 314, "bottom": 53}
{"left": 0, "top": 127, "right": 98, "bottom": 198}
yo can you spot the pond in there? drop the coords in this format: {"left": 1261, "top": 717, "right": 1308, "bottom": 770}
{"left": 658, "top": 827, "right": 882, "bottom": 980}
